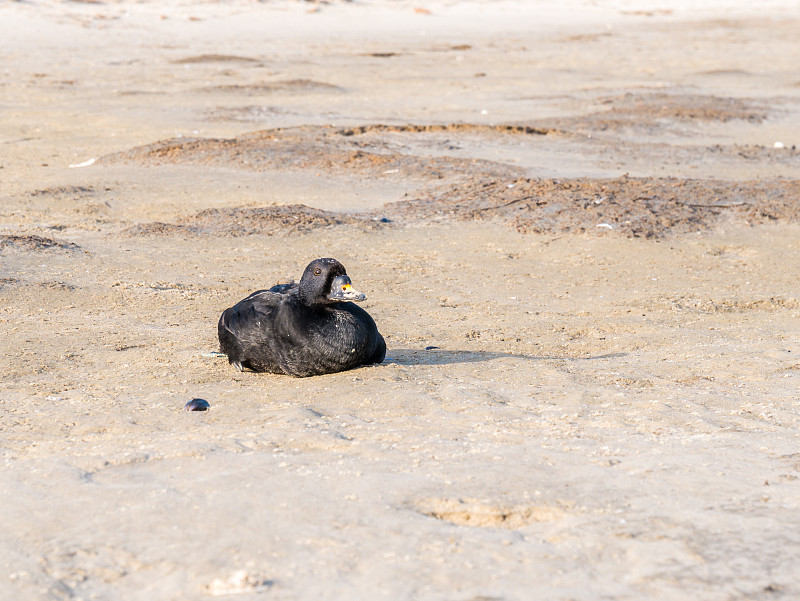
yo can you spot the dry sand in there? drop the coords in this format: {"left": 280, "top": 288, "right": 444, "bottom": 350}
{"left": 2, "top": 1, "right": 800, "bottom": 599}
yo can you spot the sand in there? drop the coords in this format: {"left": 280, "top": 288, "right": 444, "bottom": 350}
{"left": 1, "top": 1, "right": 800, "bottom": 599}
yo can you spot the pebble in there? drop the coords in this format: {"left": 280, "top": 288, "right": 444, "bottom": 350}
{"left": 184, "top": 398, "right": 211, "bottom": 411}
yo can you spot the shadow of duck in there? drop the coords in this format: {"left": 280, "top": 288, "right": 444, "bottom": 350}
{"left": 386, "top": 348, "right": 628, "bottom": 366}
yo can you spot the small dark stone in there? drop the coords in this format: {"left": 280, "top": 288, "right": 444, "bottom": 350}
{"left": 377, "top": 217, "right": 391, "bottom": 223}
{"left": 424, "top": 346, "right": 440, "bottom": 350}
{"left": 184, "top": 398, "right": 211, "bottom": 411}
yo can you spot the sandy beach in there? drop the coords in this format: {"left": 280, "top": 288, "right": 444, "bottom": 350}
{"left": 2, "top": 1, "right": 800, "bottom": 599}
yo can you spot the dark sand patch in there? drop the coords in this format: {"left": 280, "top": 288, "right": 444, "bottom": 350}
{"left": 100, "top": 124, "right": 800, "bottom": 239}
{"left": 382, "top": 176, "right": 800, "bottom": 238}
{"left": 123, "top": 175, "right": 800, "bottom": 239}
{"left": 603, "top": 93, "right": 766, "bottom": 123}
{"left": 101, "top": 125, "right": 523, "bottom": 181}
{"left": 29, "top": 185, "right": 96, "bottom": 199}
{"left": 126, "top": 204, "right": 364, "bottom": 237}
{"left": 541, "top": 93, "right": 767, "bottom": 134}
{"left": 172, "top": 54, "right": 260, "bottom": 64}
{"left": 653, "top": 295, "right": 800, "bottom": 314}
{"left": 337, "top": 123, "right": 556, "bottom": 136}
{"left": 711, "top": 144, "right": 799, "bottom": 158}
{"left": 0, "top": 278, "right": 78, "bottom": 291}
{"left": 199, "top": 79, "right": 343, "bottom": 95}
{"left": 0, "top": 234, "right": 82, "bottom": 252}
{"left": 206, "top": 105, "right": 292, "bottom": 122}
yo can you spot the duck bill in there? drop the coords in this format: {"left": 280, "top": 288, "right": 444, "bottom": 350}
{"left": 329, "top": 275, "right": 367, "bottom": 302}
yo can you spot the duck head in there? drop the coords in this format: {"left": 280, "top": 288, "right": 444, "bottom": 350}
{"left": 298, "top": 258, "right": 367, "bottom": 306}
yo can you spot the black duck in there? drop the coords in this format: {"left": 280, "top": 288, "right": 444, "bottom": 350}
{"left": 218, "top": 258, "right": 386, "bottom": 377}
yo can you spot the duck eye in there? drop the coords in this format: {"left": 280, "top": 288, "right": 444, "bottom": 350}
{"left": 314, "top": 268, "right": 322, "bottom": 276}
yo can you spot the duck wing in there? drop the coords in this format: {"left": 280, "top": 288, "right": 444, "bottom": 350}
{"left": 218, "top": 286, "right": 296, "bottom": 372}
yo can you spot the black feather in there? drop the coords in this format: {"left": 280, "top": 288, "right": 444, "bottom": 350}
{"left": 218, "top": 258, "right": 386, "bottom": 377}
